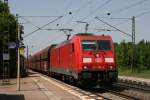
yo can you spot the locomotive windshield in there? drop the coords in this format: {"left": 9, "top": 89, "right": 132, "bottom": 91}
{"left": 97, "top": 40, "right": 111, "bottom": 50}
{"left": 82, "top": 41, "right": 97, "bottom": 51}
{"left": 82, "top": 40, "right": 111, "bottom": 51}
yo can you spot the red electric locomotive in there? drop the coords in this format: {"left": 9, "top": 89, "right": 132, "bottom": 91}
{"left": 28, "top": 33, "right": 118, "bottom": 86}
{"left": 50, "top": 33, "right": 118, "bottom": 85}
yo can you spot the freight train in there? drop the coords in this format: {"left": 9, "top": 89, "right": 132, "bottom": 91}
{"left": 28, "top": 33, "right": 118, "bottom": 87}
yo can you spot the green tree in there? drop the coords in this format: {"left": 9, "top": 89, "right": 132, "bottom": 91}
{"left": 0, "top": 0, "right": 19, "bottom": 77}
{"left": 116, "top": 39, "right": 150, "bottom": 74}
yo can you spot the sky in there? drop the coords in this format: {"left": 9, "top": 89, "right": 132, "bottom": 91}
{"left": 8, "top": 0, "right": 150, "bottom": 54}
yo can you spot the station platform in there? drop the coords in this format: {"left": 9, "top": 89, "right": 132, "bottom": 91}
{"left": 0, "top": 72, "right": 82, "bottom": 100}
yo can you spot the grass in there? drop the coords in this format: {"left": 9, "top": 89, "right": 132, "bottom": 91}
{"left": 118, "top": 66, "right": 150, "bottom": 79}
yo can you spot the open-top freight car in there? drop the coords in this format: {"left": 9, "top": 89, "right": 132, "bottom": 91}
{"left": 28, "top": 33, "right": 118, "bottom": 87}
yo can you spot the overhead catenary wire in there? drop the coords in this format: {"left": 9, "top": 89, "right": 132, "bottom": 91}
{"left": 63, "top": 0, "right": 94, "bottom": 27}
{"left": 35, "top": 28, "right": 74, "bottom": 52}
{"left": 94, "top": 0, "right": 148, "bottom": 27}
{"left": 94, "top": 8, "right": 150, "bottom": 36}
{"left": 38, "top": 33, "right": 63, "bottom": 50}
{"left": 97, "top": 0, "right": 150, "bottom": 30}
{"left": 80, "top": 0, "right": 113, "bottom": 22}
{"left": 20, "top": 17, "right": 41, "bottom": 29}
{"left": 19, "top": 16, "right": 60, "bottom": 18}
{"left": 61, "top": 0, "right": 73, "bottom": 16}
{"left": 64, "top": 0, "right": 112, "bottom": 33}
{"left": 103, "top": 8, "right": 150, "bottom": 26}
{"left": 74, "top": 0, "right": 93, "bottom": 14}
{"left": 95, "top": 17, "right": 132, "bottom": 37}
{"left": 108, "top": 0, "right": 148, "bottom": 15}
{"left": 56, "top": 0, "right": 73, "bottom": 28}
{"left": 85, "top": 0, "right": 148, "bottom": 34}
{"left": 71, "top": 0, "right": 112, "bottom": 27}
{"left": 136, "top": 9, "right": 150, "bottom": 18}
{"left": 96, "top": 16, "right": 132, "bottom": 27}
{"left": 23, "top": 16, "right": 63, "bottom": 38}
{"left": 112, "top": 9, "right": 150, "bottom": 27}
{"left": 70, "top": 0, "right": 113, "bottom": 30}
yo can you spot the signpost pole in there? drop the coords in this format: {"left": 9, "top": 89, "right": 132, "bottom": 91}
{"left": 16, "top": 14, "right": 20, "bottom": 91}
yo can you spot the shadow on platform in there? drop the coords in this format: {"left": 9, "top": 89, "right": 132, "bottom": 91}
{"left": 0, "top": 94, "right": 25, "bottom": 100}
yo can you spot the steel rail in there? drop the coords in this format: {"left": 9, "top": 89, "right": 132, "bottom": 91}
{"left": 114, "top": 82, "right": 150, "bottom": 93}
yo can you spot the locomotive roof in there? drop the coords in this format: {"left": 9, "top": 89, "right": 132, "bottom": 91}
{"left": 54, "top": 33, "right": 112, "bottom": 48}
{"left": 75, "top": 33, "right": 112, "bottom": 39}
{"left": 75, "top": 33, "right": 94, "bottom": 36}
{"left": 28, "top": 32, "right": 113, "bottom": 60}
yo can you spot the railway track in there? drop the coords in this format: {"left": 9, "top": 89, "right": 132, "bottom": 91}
{"left": 95, "top": 86, "right": 141, "bottom": 100}
{"left": 115, "top": 81, "right": 150, "bottom": 93}
{"left": 40, "top": 76, "right": 126, "bottom": 100}
{"left": 110, "top": 82, "right": 150, "bottom": 100}
{"left": 31, "top": 70, "right": 150, "bottom": 100}
{"left": 45, "top": 75, "right": 143, "bottom": 100}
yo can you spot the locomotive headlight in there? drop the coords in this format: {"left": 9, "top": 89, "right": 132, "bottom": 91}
{"left": 109, "top": 66, "right": 113, "bottom": 69}
{"left": 83, "top": 66, "right": 88, "bottom": 69}
{"left": 105, "top": 58, "right": 114, "bottom": 63}
{"left": 83, "top": 58, "right": 92, "bottom": 63}
{"left": 95, "top": 53, "right": 100, "bottom": 57}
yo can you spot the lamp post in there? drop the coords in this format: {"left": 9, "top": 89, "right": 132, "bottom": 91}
{"left": 26, "top": 45, "right": 34, "bottom": 70}
{"left": 16, "top": 14, "right": 21, "bottom": 91}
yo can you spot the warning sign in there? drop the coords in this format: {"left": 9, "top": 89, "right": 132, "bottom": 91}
{"left": 20, "top": 48, "right": 25, "bottom": 55}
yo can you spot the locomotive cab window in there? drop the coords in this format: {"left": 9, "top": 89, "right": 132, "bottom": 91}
{"left": 82, "top": 40, "right": 111, "bottom": 51}
{"left": 97, "top": 40, "right": 111, "bottom": 51}
{"left": 82, "top": 40, "right": 97, "bottom": 51}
